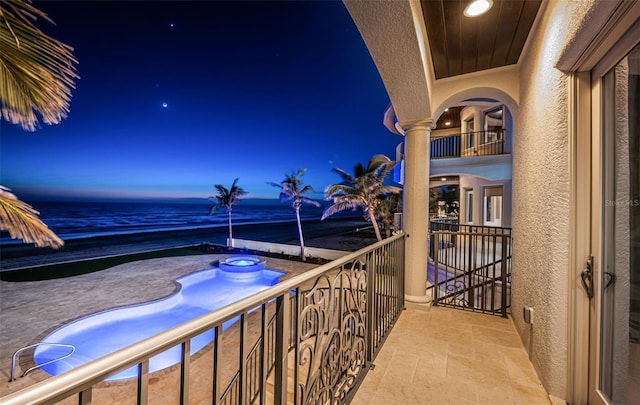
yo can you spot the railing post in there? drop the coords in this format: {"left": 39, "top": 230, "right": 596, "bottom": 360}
{"left": 180, "top": 340, "right": 190, "bottom": 405}
{"left": 274, "top": 293, "right": 290, "bottom": 405}
{"left": 78, "top": 388, "right": 92, "bottom": 405}
{"left": 501, "top": 234, "right": 509, "bottom": 318}
{"left": 433, "top": 233, "right": 439, "bottom": 306}
{"left": 260, "top": 304, "right": 267, "bottom": 405}
{"left": 468, "top": 233, "right": 476, "bottom": 308}
{"left": 137, "top": 360, "right": 149, "bottom": 405}
{"left": 366, "top": 252, "right": 375, "bottom": 363}
{"left": 239, "top": 314, "right": 247, "bottom": 405}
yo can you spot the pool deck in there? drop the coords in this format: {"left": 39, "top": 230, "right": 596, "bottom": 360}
{"left": 0, "top": 253, "right": 318, "bottom": 397}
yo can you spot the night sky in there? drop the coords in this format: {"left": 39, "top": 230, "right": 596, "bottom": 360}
{"left": 0, "top": 1, "right": 401, "bottom": 201}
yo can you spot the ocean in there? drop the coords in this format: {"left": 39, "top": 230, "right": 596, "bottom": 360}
{"left": 1, "top": 199, "right": 355, "bottom": 246}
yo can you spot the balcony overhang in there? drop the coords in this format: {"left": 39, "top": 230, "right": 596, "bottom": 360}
{"left": 431, "top": 153, "right": 513, "bottom": 180}
{"left": 345, "top": 0, "right": 543, "bottom": 126}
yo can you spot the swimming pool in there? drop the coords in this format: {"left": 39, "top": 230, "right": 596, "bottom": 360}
{"left": 34, "top": 263, "right": 284, "bottom": 380}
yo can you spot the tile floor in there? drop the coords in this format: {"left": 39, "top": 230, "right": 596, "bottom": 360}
{"left": 352, "top": 306, "right": 552, "bottom": 405}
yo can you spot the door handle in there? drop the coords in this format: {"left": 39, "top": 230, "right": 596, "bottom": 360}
{"left": 581, "top": 256, "right": 594, "bottom": 299}
{"left": 604, "top": 271, "right": 616, "bottom": 290}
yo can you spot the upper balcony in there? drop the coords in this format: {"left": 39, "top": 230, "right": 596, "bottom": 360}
{"left": 431, "top": 130, "right": 506, "bottom": 160}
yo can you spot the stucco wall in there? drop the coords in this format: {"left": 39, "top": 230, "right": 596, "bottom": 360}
{"left": 511, "top": 0, "right": 598, "bottom": 399}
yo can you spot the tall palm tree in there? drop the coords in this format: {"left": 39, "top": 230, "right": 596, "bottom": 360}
{"left": 0, "top": 0, "right": 78, "bottom": 249}
{"left": 209, "top": 178, "right": 247, "bottom": 248}
{"left": 268, "top": 169, "right": 320, "bottom": 261}
{"left": 1, "top": 0, "right": 79, "bottom": 131}
{"left": 0, "top": 186, "right": 63, "bottom": 248}
{"left": 323, "top": 155, "right": 401, "bottom": 241}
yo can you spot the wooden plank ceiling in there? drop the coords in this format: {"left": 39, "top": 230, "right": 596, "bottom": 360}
{"left": 421, "top": 0, "right": 542, "bottom": 79}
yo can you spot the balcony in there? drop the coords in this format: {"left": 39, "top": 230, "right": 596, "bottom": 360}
{"left": 1, "top": 232, "right": 550, "bottom": 404}
{"left": 431, "top": 130, "right": 506, "bottom": 159}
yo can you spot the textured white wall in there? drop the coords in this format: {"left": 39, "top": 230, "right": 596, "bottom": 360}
{"left": 511, "top": 0, "right": 598, "bottom": 398}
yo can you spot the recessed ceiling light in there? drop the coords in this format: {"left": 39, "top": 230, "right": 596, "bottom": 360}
{"left": 464, "top": 0, "right": 493, "bottom": 17}
{"left": 444, "top": 108, "right": 449, "bottom": 112}
{"left": 445, "top": 121, "right": 451, "bottom": 126}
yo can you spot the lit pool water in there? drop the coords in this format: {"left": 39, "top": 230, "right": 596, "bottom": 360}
{"left": 34, "top": 265, "right": 284, "bottom": 380}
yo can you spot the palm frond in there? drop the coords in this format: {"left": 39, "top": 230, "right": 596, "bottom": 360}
{"left": 299, "top": 184, "right": 314, "bottom": 194}
{"left": 0, "top": 185, "right": 63, "bottom": 248}
{"left": 321, "top": 200, "right": 360, "bottom": 219}
{"left": 331, "top": 167, "right": 354, "bottom": 183}
{"left": 299, "top": 197, "right": 320, "bottom": 207}
{"left": 211, "top": 179, "right": 246, "bottom": 212}
{"left": 0, "top": 0, "right": 79, "bottom": 131}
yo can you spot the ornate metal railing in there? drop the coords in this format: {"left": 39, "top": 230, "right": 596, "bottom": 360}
{"left": 428, "top": 221, "right": 512, "bottom": 317}
{"left": 431, "top": 130, "right": 505, "bottom": 159}
{"left": 1, "top": 233, "right": 405, "bottom": 405}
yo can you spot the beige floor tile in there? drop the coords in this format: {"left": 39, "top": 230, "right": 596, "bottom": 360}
{"left": 446, "top": 352, "right": 509, "bottom": 386}
{"left": 413, "top": 350, "right": 448, "bottom": 379}
{"left": 413, "top": 372, "right": 478, "bottom": 404}
{"left": 353, "top": 308, "right": 551, "bottom": 405}
{"left": 476, "top": 382, "right": 517, "bottom": 405}
{"left": 471, "top": 325, "right": 523, "bottom": 348}
{"left": 509, "top": 380, "right": 551, "bottom": 404}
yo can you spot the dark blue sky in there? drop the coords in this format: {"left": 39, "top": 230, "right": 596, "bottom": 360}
{"left": 0, "top": 1, "right": 400, "bottom": 201}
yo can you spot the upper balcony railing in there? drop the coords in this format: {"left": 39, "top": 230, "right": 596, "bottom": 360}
{"left": 1, "top": 234, "right": 405, "bottom": 405}
{"left": 430, "top": 129, "right": 506, "bottom": 159}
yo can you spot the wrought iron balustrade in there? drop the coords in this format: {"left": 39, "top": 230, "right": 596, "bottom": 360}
{"left": 431, "top": 130, "right": 506, "bottom": 159}
{"left": 1, "top": 233, "right": 405, "bottom": 405}
{"left": 428, "top": 220, "right": 512, "bottom": 316}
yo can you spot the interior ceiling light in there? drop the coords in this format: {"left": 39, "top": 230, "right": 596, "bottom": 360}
{"left": 445, "top": 121, "right": 451, "bottom": 126}
{"left": 464, "top": 0, "right": 493, "bottom": 17}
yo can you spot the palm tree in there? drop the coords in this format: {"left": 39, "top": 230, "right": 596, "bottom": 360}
{"left": 0, "top": 186, "right": 63, "bottom": 248}
{"left": 268, "top": 169, "right": 320, "bottom": 261}
{"left": 1, "top": 0, "right": 79, "bottom": 131}
{"left": 0, "top": 0, "right": 78, "bottom": 249}
{"left": 323, "top": 154, "right": 401, "bottom": 241}
{"left": 376, "top": 192, "right": 402, "bottom": 238}
{"left": 209, "top": 178, "right": 247, "bottom": 248}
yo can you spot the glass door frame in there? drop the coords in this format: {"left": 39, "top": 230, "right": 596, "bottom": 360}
{"left": 566, "top": 4, "right": 639, "bottom": 404}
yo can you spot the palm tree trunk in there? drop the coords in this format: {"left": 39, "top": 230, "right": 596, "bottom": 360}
{"left": 227, "top": 209, "right": 233, "bottom": 248}
{"left": 295, "top": 207, "right": 306, "bottom": 261}
{"left": 368, "top": 210, "right": 383, "bottom": 241}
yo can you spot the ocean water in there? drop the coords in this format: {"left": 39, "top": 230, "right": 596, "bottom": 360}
{"left": 1, "top": 199, "right": 350, "bottom": 245}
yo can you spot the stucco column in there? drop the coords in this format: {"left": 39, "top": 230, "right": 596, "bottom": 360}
{"left": 402, "top": 119, "right": 432, "bottom": 304}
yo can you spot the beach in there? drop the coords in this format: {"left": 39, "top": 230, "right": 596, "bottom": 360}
{"left": 0, "top": 217, "right": 378, "bottom": 271}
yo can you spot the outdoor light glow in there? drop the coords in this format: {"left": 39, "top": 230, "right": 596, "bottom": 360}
{"left": 441, "top": 177, "right": 447, "bottom": 181}
{"left": 464, "top": 0, "right": 493, "bottom": 17}
{"left": 444, "top": 108, "right": 449, "bottom": 112}
{"left": 445, "top": 121, "right": 451, "bottom": 126}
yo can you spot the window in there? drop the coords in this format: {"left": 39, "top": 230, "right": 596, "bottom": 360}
{"left": 466, "top": 118, "right": 475, "bottom": 148}
{"left": 464, "top": 189, "right": 474, "bottom": 224}
{"left": 483, "top": 186, "right": 503, "bottom": 227}
{"left": 482, "top": 107, "right": 504, "bottom": 144}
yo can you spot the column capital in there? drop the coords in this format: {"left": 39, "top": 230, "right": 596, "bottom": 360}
{"left": 399, "top": 118, "right": 434, "bottom": 134}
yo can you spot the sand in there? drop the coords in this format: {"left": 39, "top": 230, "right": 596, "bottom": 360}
{"left": 0, "top": 217, "right": 378, "bottom": 271}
